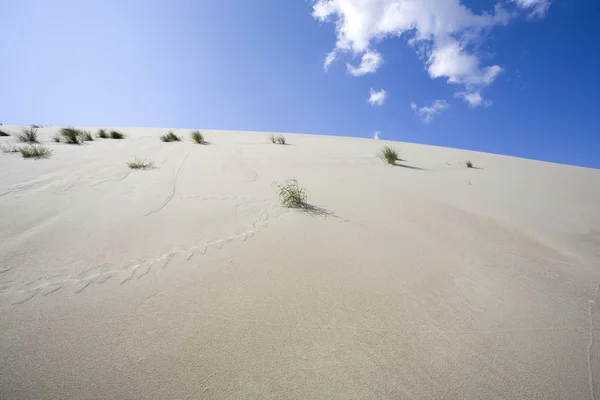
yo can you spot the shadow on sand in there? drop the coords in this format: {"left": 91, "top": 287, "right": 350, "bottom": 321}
{"left": 292, "top": 203, "right": 335, "bottom": 217}
{"left": 393, "top": 162, "right": 426, "bottom": 170}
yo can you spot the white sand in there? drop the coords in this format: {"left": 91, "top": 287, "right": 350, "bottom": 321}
{"left": 1, "top": 126, "right": 599, "bottom": 399}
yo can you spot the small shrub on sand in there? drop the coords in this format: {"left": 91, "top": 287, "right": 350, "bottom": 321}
{"left": 191, "top": 130, "right": 205, "bottom": 144}
{"left": 81, "top": 130, "right": 94, "bottom": 141}
{"left": 377, "top": 145, "right": 398, "bottom": 165}
{"left": 269, "top": 134, "right": 286, "bottom": 145}
{"left": 109, "top": 130, "right": 125, "bottom": 139}
{"left": 160, "top": 131, "right": 181, "bottom": 142}
{"left": 127, "top": 157, "right": 154, "bottom": 170}
{"left": 17, "top": 127, "right": 39, "bottom": 143}
{"left": 60, "top": 127, "right": 82, "bottom": 144}
{"left": 0, "top": 129, "right": 10, "bottom": 137}
{"left": 97, "top": 129, "right": 108, "bottom": 138}
{"left": 276, "top": 179, "right": 308, "bottom": 208}
{"left": 19, "top": 144, "right": 52, "bottom": 159}
{"left": 465, "top": 160, "right": 474, "bottom": 168}
{"left": 52, "top": 135, "right": 60, "bottom": 142}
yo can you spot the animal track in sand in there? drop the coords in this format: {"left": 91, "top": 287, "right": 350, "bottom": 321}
{"left": 0, "top": 199, "right": 283, "bottom": 306}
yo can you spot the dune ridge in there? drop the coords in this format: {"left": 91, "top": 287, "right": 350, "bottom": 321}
{"left": 1, "top": 126, "right": 599, "bottom": 399}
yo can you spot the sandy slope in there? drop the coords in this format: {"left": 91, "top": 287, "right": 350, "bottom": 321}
{"left": 1, "top": 126, "right": 599, "bottom": 399}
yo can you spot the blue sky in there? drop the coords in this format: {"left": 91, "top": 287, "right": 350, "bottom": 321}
{"left": 1, "top": 0, "right": 599, "bottom": 168}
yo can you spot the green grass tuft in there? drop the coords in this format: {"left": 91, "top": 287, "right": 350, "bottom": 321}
{"left": 377, "top": 145, "right": 399, "bottom": 165}
{"left": 59, "top": 127, "right": 82, "bottom": 144}
{"left": 191, "top": 130, "right": 206, "bottom": 144}
{"left": 109, "top": 130, "right": 125, "bottom": 139}
{"left": 160, "top": 131, "right": 181, "bottom": 142}
{"left": 19, "top": 145, "right": 52, "bottom": 159}
{"left": 127, "top": 157, "right": 154, "bottom": 170}
{"left": 465, "top": 160, "right": 474, "bottom": 168}
{"left": 97, "top": 129, "right": 108, "bottom": 138}
{"left": 276, "top": 179, "right": 308, "bottom": 208}
{"left": 81, "top": 130, "right": 94, "bottom": 141}
{"left": 53, "top": 135, "right": 60, "bottom": 142}
{"left": 269, "top": 134, "right": 276, "bottom": 143}
{"left": 16, "top": 127, "right": 39, "bottom": 143}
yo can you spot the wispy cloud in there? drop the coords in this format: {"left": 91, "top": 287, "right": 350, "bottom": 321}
{"left": 324, "top": 50, "right": 337, "bottom": 71}
{"left": 412, "top": 100, "right": 449, "bottom": 123}
{"left": 454, "top": 91, "right": 491, "bottom": 108}
{"left": 347, "top": 50, "right": 382, "bottom": 76}
{"left": 368, "top": 88, "right": 387, "bottom": 106}
{"left": 313, "top": 0, "right": 549, "bottom": 104}
{"left": 373, "top": 131, "right": 381, "bottom": 140}
{"left": 513, "top": 0, "right": 551, "bottom": 18}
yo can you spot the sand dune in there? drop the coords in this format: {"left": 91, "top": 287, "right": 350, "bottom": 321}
{"left": 1, "top": 126, "right": 599, "bottom": 399}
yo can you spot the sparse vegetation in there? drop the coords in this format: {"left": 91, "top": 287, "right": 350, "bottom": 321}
{"left": 270, "top": 134, "right": 287, "bottom": 144}
{"left": 19, "top": 144, "right": 52, "bottom": 159}
{"left": 465, "top": 160, "right": 474, "bottom": 168}
{"left": 191, "top": 130, "right": 206, "bottom": 144}
{"left": 109, "top": 130, "right": 125, "bottom": 139}
{"left": 59, "top": 127, "right": 82, "bottom": 144}
{"left": 276, "top": 179, "right": 308, "bottom": 208}
{"left": 160, "top": 131, "right": 181, "bottom": 142}
{"left": 127, "top": 157, "right": 154, "bottom": 170}
{"left": 1, "top": 144, "right": 19, "bottom": 153}
{"left": 16, "top": 127, "right": 39, "bottom": 143}
{"left": 97, "top": 129, "right": 108, "bottom": 138}
{"left": 81, "top": 130, "right": 94, "bottom": 141}
{"left": 0, "top": 129, "right": 10, "bottom": 137}
{"left": 378, "top": 145, "right": 399, "bottom": 165}
{"left": 53, "top": 135, "right": 60, "bottom": 142}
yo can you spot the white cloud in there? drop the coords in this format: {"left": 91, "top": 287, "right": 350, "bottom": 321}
{"left": 324, "top": 50, "right": 337, "bottom": 71}
{"left": 454, "top": 91, "right": 491, "bottom": 108}
{"left": 412, "top": 100, "right": 449, "bottom": 123}
{"left": 513, "top": 0, "right": 551, "bottom": 18}
{"left": 368, "top": 88, "right": 387, "bottom": 106}
{"left": 373, "top": 131, "right": 381, "bottom": 140}
{"left": 347, "top": 50, "right": 383, "bottom": 76}
{"left": 427, "top": 40, "right": 503, "bottom": 86}
{"left": 312, "top": 0, "right": 546, "bottom": 101}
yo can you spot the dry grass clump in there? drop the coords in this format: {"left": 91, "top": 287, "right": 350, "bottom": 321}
{"left": 19, "top": 144, "right": 52, "bottom": 159}
{"left": 160, "top": 131, "right": 181, "bottom": 142}
{"left": 59, "top": 127, "right": 82, "bottom": 144}
{"left": 17, "top": 127, "right": 39, "bottom": 143}
{"left": 276, "top": 179, "right": 308, "bottom": 208}
{"left": 97, "top": 129, "right": 109, "bottom": 138}
{"left": 1, "top": 144, "right": 19, "bottom": 153}
{"left": 465, "top": 160, "right": 474, "bottom": 168}
{"left": 191, "top": 130, "right": 206, "bottom": 144}
{"left": 269, "top": 134, "right": 286, "bottom": 145}
{"left": 81, "top": 130, "right": 94, "bottom": 141}
{"left": 127, "top": 157, "right": 154, "bottom": 170}
{"left": 110, "top": 130, "right": 125, "bottom": 139}
{"left": 377, "top": 145, "right": 398, "bottom": 165}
